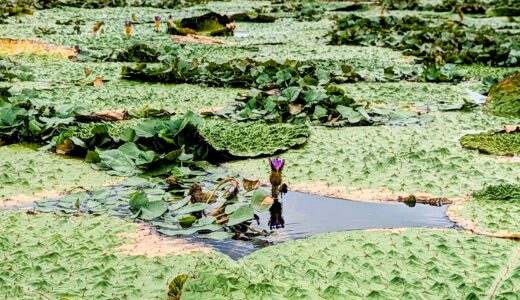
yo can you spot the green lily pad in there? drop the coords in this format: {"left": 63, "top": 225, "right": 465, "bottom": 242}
{"left": 175, "top": 203, "right": 209, "bottom": 215}
{"left": 251, "top": 189, "right": 271, "bottom": 212}
{"left": 199, "top": 231, "right": 235, "bottom": 240}
{"left": 129, "top": 191, "right": 149, "bottom": 211}
{"left": 227, "top": 205, "right": 254, "bottom": 226}
{"left": 140, "top": 201, "right": 168, "bottom": 221}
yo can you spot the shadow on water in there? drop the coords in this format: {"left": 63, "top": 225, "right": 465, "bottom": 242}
{"left": 188, "top": 191, "right": 456, "bottom": 260}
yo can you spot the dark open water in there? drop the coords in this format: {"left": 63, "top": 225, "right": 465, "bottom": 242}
{"left": 187, "top": 191, "right": 456, "bottom": 259}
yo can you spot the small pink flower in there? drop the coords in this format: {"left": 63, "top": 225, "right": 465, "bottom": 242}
{"left": 269, "top": 158, "right": 285, "bottom": 172}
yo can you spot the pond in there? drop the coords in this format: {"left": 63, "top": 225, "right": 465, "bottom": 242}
{"left": 187, "top": 191, "right": 456, "bottom": 259}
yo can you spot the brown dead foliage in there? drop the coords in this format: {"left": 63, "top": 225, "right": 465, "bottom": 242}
{"left": 0, "top": 38, "right": 77, "bottom": 58}
{"left": 171, "top": 34, "right": 236, "bottom": 45}
{"left": 91, "top": 109, "right": 129, "bottom": 121}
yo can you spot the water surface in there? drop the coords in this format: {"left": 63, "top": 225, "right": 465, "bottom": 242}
{"left": 189, "top": 191, "right": 455, "bottom": 259}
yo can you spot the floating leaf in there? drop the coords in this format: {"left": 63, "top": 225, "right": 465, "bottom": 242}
{"left": 227, "top": 205, "right": 254, "bottom": 226}
{"left": 129, "top": 191, "right": 149, "bottom": 211}
{"left": 140, "top": 201, "right": 168, "bottom": 220}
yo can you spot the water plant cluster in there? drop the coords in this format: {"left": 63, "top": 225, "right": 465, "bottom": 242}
{"left": 0, "top": 0, "right": 519, "bottom": 298}
{"left": 330, "top": 14, "right": 520, "bottom": 67}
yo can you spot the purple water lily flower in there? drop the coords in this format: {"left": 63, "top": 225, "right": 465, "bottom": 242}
{"left": 269, "top": 158, "right": 285, "bottom": 172}
{"left": 154, "top": 16, "right": 161, "bottom": 21}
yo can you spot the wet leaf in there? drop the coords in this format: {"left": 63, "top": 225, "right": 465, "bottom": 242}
{"left": 129, "top": 191, "right": 149, "bottom": 211}
{"left": 227, "top": 205, "right": 254, "bottom": 226}
{"left": 140, "top": 201, "right": 168, "bottom": 220}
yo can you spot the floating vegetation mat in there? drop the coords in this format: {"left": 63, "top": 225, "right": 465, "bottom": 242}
{"left": 460, "top": 128, "right": 520, "bottom": 156}
{"left": 181, "top": 228, "right": 520, "bottom": 299}
{"left": 32, "top": 82, "right": 242, "bottom": 113}
{"left": 5, "top": 211, "right": 517, "bottom": 299}
{"left": 0, "top": 210, "right": 226, "bottom": 299}
{"left": 226, "top": 111, "right": 520, "bottom": 199}
{"left": 0, "top": 144, "right": 114, "bottom": 204}
{"left": 200, "top": 120, "right": 310, "bottom": 157}
{"left": 330, "top": 14, "right": 520, "bottom": 67}
{"left": 448, "top": 184, "right": 520, "bottom": 237}
{"left": 0, "top": 38, "right": 76, "bottom": 58}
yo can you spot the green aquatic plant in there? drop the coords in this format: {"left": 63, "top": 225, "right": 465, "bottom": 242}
{"left": 168, "top": 274, "right": 189, "bottom": 300}
{"left": 0, "top": 0, "right": 34, "bottom": 19}
{"left": 168, "top": 13, "right": 235, "bottom": 36}
{"left": 0, "top": 144, "right": 113, "bottom": 200}
{"left": 229, "top": 11, "right": 278, "bottom": 23}
{"left": 454, "top": 194, "right": 520, "bottom": 234}
{"left": 200, "top": 120, "right": 310, "bottom": 157}
{"left": 36, "top": 173, "right": 272, "bottom": 240}
{"left": 460, "top": 129, "right": 520, "bottom": 156}
{"left": 258, "top": 0, "right": 324, "bottom": 21}
{"left": 486, "top": 72, "right": 520, "bottom": 118}
{"left": 473, "top": 184, "right": 520, "bottom": 202}
{"left": 453, "top": 183, "right": 520, "bottom": 235}
{"left": 330, "top": 14, "right": 520, "bottom": 67}
{"left": 226, "top": 110, "right": 520, "bottom": 199}
{"left": 0, "top": 210, "right": 228, "bottom": 299}
{"left": 0, "top": 58, "right": 33, "bottom": 81}
{"left": 180, "top": 229, "right": 520, "bottom": 299}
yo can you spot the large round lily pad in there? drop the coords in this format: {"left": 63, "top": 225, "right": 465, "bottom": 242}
{"left": 487, "top": 72, "right": 520, "bottom": 118}
{"left": 200, "top": 120, "right": 310, "bottom": 157}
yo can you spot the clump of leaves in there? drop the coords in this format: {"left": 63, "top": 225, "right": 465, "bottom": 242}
{"left": 0, "top": 58, "right": 33, "bottom": 81}
{"left": 486, "top": 72, "right": 520, "bottom": 118}
{"left": 473, "top": 184, "right": 520, "bottom": 201}
{"left": 28, "top": 0, "right": 206, "bottom": 9}
{"left": 434, "top": 0, "right": 520, "bottom": 16}
{"left": 0, "top": 92, "right": 80, "bottom": 144}
{"left": 258, "top": 0, "right": 324, "bottom": 21}
{"left": 330, "top": 14, "right": 520, "bottom": 67}
{"left": 200, "top": 120, "right": 310, "bottom": 157}
{"left": 168, "top": 274, "right": 189, "bottom": 300}
{"left": 32, "top": 26, "right": 57, "bottom": 35}
{"left": 0, "top": 0, "right": 34, "bottom": 19}
{"left": 76, "top": 43, "right": 178, "bottom": 63}
{"left": 460, "top": 128, "right": 520, "bottom": 156}
{"left": 123, "top": 58, "right": 424, "bottom": 126}
{"left": 56, "top": 112, "right": 209, "bottom": 176}
{"left": 230, "top": 11, "right": 278, "bottom": 23}
{"left": 36, "top": 173, "right": 272, "bottom": 242}
{"left": 168, "top": 12, "right": 235, "bottom": 36}
{"left": 380, "top": 0, "right": 421, "bottom": 12}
